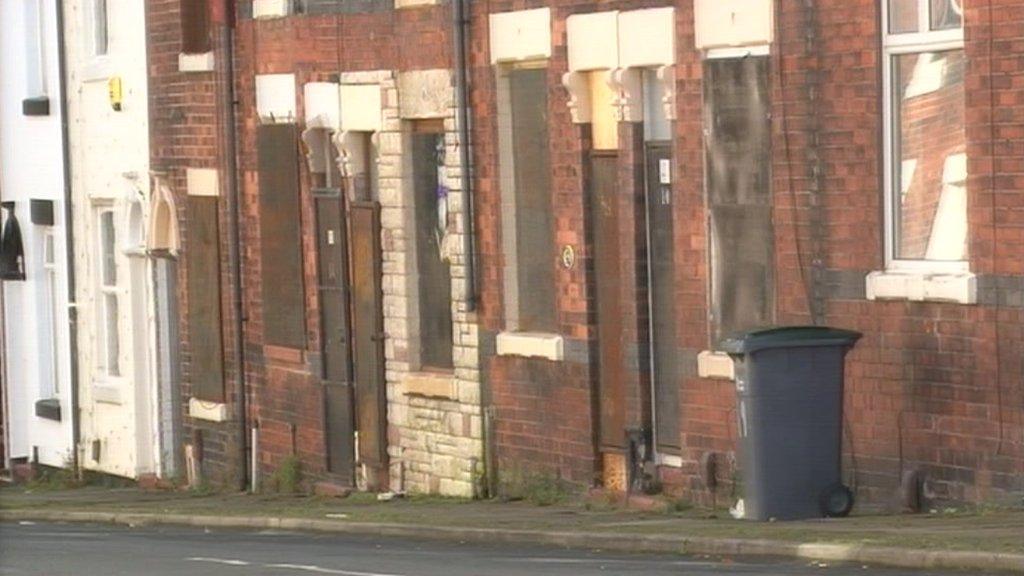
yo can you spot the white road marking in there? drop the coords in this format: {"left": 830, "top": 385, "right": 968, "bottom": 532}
{"left": 266, "top": 563, "right": 405, "bottom": 576}
{"left": 516, "top": 557, "right": 718, "bottom": 568}
{"left": 186, "top": 557, "right": 252, "bottom": 566}
{"left": 25, "top": 532, "right": 109, "bottom": 538}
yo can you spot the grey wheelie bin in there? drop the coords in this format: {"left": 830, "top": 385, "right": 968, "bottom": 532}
{"left": 720, "top": 326, "right": 862, "bottom": 521}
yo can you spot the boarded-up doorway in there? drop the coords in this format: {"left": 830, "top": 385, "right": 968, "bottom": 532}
{"left": 315, "top": 187, "right": 356, "bottom": 482}
{"left": 350, "top": 201, "right": 387, "bottom": 490}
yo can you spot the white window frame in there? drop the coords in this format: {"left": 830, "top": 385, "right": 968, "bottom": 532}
{"left": 95, "top": 207, "right": 123, "bottom": 381}
{"left": 89, "top": 0, "right": 109, "bottom": 57}
{"left": 881, "top": 0, "right": 966, "bottom": 273}
{"left": 78, "top": 0, "right": 113, "bottom": 81}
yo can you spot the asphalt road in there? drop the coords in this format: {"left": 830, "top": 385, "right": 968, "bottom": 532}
{"left": 0, "top": 521, "right": 992, "bottom": 576}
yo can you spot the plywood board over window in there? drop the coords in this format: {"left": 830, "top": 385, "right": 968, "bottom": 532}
{"left": 704, "top": 56, "right": 773, "bottom": 344}
{"left": 180, "top": 0, "right": 211, "bottom": 54}
{"left": 187, "top": 196, "right": 225, "bottom": 402}
{"left": 258, "top": 123, "right": 307, "bottom": 349}
{"left": 507, "top": 67, "right": 557, "bottom": 333}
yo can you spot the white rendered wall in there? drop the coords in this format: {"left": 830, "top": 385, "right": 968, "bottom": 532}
{"left": 64, "top": 0, "right": 156, "bottom": 479}
{"left": 0, "top": 0, "right": 76, "bottom": 468}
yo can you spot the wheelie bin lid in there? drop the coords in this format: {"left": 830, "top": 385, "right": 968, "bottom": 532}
{"left": 719, "top": 326, "right": 862, "bottom": 355}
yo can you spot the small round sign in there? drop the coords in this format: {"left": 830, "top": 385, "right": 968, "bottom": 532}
{"left": 561, "top": 245, "right": 576, "bottom": 270}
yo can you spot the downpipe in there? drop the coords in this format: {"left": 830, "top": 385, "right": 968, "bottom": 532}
{"left": 55, "top": 0, "right": 82, "bottom": 478}
{"left": 214, "top": 0, "right": 249, "bottom": 492}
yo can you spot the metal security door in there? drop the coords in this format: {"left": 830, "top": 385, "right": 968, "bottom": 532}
{"left": 349, "top": 201, "right": 388, "bottom": 489}
{"left": 315, "top": 193, "right": 355, "bottom": 481}
{"left": 591, "top": 152, "right": 626, "bottom": 450}
{"left": 644, "top": 143, "right": 680, "bottom": 452}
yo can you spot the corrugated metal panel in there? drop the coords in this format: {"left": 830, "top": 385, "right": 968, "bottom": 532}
{"left": 258, "top": 123, "right": 307, "bottom": 349}
{"left": 704, "top": 56, "right": 774, "bottom": 344}
{"left": 187, "top": 196, "right": 225, "bottom": 402}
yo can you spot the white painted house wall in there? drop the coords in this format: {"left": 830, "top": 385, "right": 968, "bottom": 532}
{"left": 0, "top": 0, "right": 76, "bottom": 469}
{"left": 64, "top": 0, "right": 158, "bottom": 478}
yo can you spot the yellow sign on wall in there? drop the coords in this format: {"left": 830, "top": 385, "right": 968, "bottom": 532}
{"left": 108, "top": 76, "right": 123, "bottom": 111}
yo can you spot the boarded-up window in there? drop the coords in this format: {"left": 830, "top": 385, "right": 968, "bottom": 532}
{"left": 704, "top": 57, "right": 774, "bottom": 344}
{"left": 180, "top": 0, "right": 211, "bottom": 54}
{"left": 412, "top": 127, "right": 454, "bottom": 370}
{"left": 187, "top": 196, "right": 225, "bottom": 402}
{"left": 258, "top": 123, "right": 307, "bottom": 349}
{"left": 508, "top": 67, "right": 557, "bottom": 332}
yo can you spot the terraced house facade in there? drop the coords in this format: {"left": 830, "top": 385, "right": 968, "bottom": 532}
{"left": 1, "top": 0, "right": 1020, "bottom": 512}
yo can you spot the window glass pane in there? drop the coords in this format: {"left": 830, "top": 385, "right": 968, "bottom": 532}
{"left": 892, "top": 50, "right": 967, "bottom": 261}
{"left": 24, "top": 0, "right": 45, "bottom": 96}
{"left": 44, "top": 233, "right": 55, "bottom": 266}
{"left": 48, "top": 266, "right": 59, "bottom": 394}
{"left": 930, "top": 0, "right": 963, "bottom": 31}
{"left": 100, "top": 210, "right": 116, "bottom": 285}
{"left": 104, "top": 292, "right": 119, "bottom": 376}
{"left": 888, "top": 0, "right": 919, "bottom": 33}
{"left": 643, "top": 68, "right": 671, "bottom": 142}
{"left": 94, "top": 0, "right": 108, "bottom": 55}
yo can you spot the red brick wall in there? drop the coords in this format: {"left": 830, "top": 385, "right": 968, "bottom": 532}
{"left": 232, "top": 5, "right": 453, "bottom": 486}
{"left": 150, "top": 0, "right": 1024, "bottom": 505}
{"left": 147, "top": 0, "right": 244, "bottom": 487}
{"left": 473, "top": 0, "right": 1023, "bottom": 506}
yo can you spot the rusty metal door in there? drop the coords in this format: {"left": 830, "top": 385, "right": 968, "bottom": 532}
{"left": 349, "top": 201, "right": 387, "bottom": 488}
{"left": 315, "top": 191, "right": 355, "bottom": 480}
{"left": 591, "top": 152, "right": 626, "bottom": 450}
{"left": 644, "top": 143, "right": 680, "bottom": 452}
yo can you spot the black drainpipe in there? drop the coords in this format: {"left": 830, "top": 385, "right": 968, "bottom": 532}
{"left": 55, "top": 0, "right": 82, "bottom": 477}
{"left": 216, "top": 2, "right": 249, "bottom": 492}
{"left": 453, "top": 0, "right": 476, "bottom": 311}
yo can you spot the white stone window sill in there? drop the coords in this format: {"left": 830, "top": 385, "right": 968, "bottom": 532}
{"left": 697, "top": 350, "right": 735, "bottom": 380}
{"left": 252, "top": 0, "right": 291, "bottom": 19}
{"left": 866, "top": 270, "right": 976, "bottom": 304}
{"left": 496, "top": 331, "right": 564, "bottom": 362}
{"left": 404, "top": 371, "right": 456, "bottom": 400}
{"left": 189, "top": 397, "right": 231, "bottom": 422}
{"left": 179, "top": 52, "right": 215, "bottom": 73}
